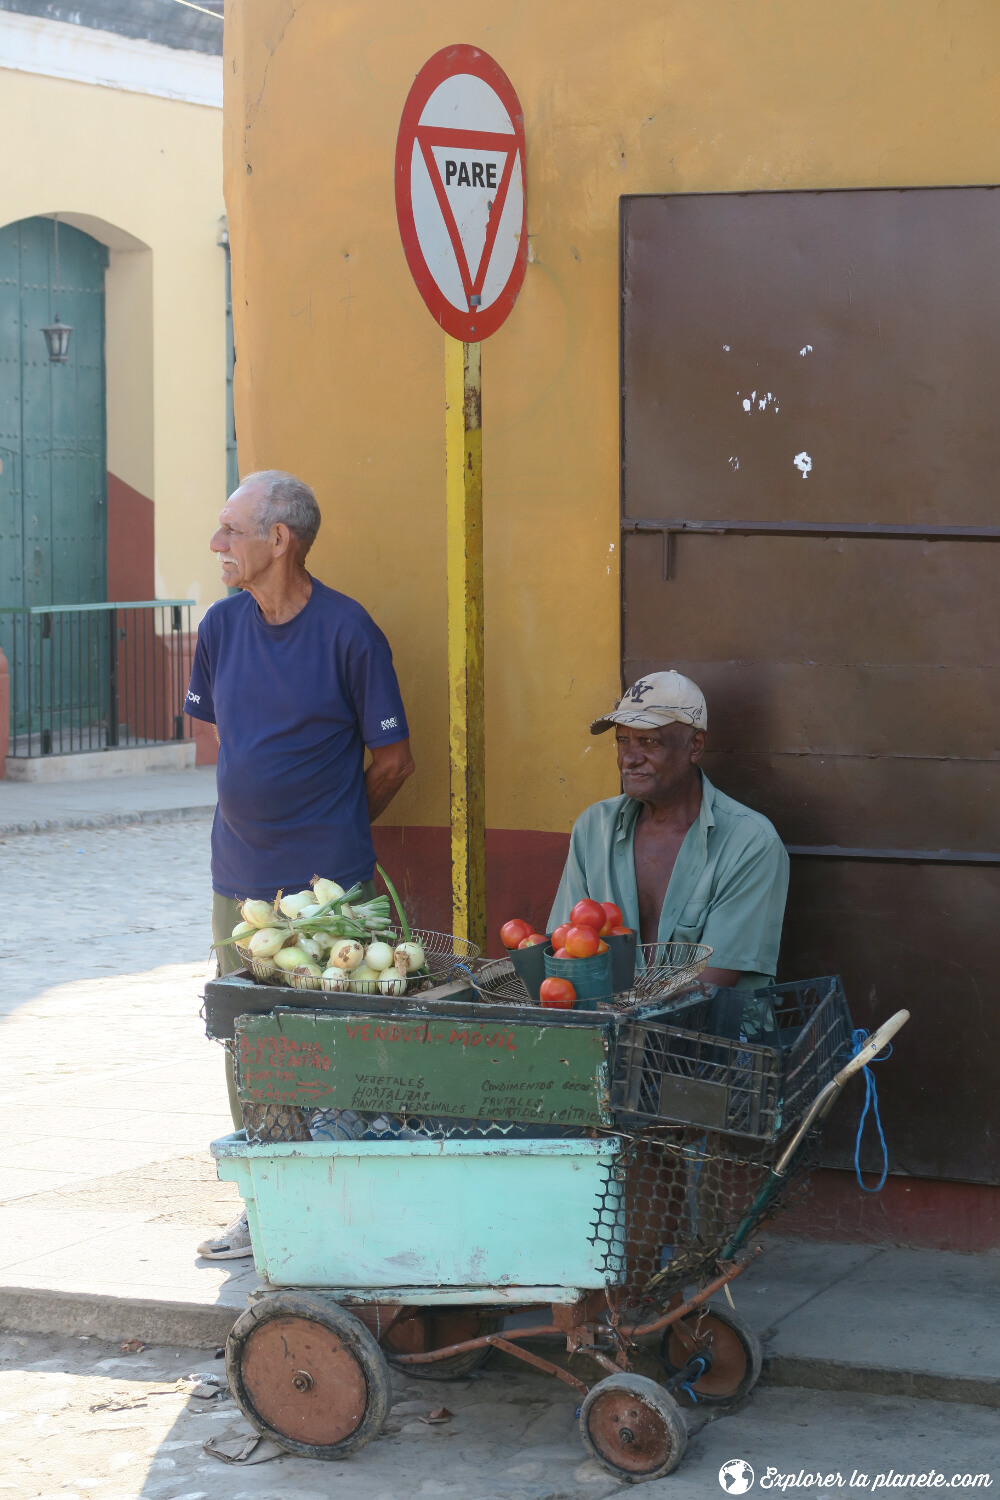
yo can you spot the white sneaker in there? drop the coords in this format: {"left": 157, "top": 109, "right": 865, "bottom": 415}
{"left": 197, "top": 1211, "right": 252, "bottom": 1260}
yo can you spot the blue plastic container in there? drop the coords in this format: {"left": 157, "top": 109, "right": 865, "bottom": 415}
{"left": 212, "top": 1132, "right": 624, "bottom": 1294}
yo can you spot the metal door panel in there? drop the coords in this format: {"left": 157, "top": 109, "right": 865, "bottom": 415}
{"left": 693, "top": 754, "right": 1000, "bottom": 851}
{"left": 622, "top": 189, "right": 1000, "bottom": 526}
{"left": 623, "top": 535, "right": 1000, "bottom": 667}
{"left": 780, "top": 859, "right": 999, "bottom": 1183}
{"left": 621, "top": 189, "right": 1000, "bottom": 1184}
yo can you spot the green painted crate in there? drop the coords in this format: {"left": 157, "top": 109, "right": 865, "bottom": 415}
{"left": 234, "top": 1009, "right": 612, "bottom": 1127}
{"left": 212, "top": 1133, "right": 624, "bottom": 1293}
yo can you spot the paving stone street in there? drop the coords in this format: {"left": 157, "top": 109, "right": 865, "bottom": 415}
{"left": 0, "top": 818, "right": 248, "bottom": 1307}
{"left": 2, "top": 1329, "right": 998, "bottom": 1500}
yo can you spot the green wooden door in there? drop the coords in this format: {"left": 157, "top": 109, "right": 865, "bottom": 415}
{"left": 0, "top": 218, "right": 108, "bottom": 740}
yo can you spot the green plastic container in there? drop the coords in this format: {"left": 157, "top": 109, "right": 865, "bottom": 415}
{"left": 543, "top": 944, "right": 613, "bottom": 1009}
{"left": 509, "top": 938, "right": 549, "bottom": 1001}
{"left": 607, "top": 930, "right": 638, "bottom": 992}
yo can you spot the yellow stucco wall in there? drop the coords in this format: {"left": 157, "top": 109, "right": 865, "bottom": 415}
{"left": 0, "top": 65, "right": 226, "bottom": 613}
{"left": 224, "top": 0, "right": 1000, "bottom": 835}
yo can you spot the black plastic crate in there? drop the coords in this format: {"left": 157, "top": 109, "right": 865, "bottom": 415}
{"left": 610, "top": 977, "right": 852, "bottom": 1141}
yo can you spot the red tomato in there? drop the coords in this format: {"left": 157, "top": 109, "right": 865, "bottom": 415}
{"left": 570, "top": 899, "right": 606, "bottom": 932}
{"left": 551, "top": 924, "right": 571, "bottom": 951}
{"left": 565, "top": 925, "right": 600, "bottom": 959}
{"left": 598, "top": 921, "right": 613, "bottom": 937}
{"left": 596, "top": 939, "right": 609, "bottom": 953}
{"left": 601, "top": 902, "right": 624, "bottom": 929}
{"left": 554, "top": 946, "right": 570, "bottom": 959}
{"left": 539, "top": 977, "right": 577, "bottom": 1009}
{"left": 524, "top": 933, "right": 548, "bottom": 946}
{"left": 610, "top": 925, "right": 633, "bottom": 936}
{"left": 501, "top": 918, "right": 532, "bottom": 949}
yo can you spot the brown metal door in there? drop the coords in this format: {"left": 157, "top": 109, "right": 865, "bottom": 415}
{"left": 620, "top": 188, "right": 1000, "bottom": 1184}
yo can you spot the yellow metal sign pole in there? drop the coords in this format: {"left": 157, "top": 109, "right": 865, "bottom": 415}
{"left": 445, "top": 336, "right": 486, "bottom": 952}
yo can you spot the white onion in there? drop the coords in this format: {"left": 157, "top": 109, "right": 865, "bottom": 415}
{"left": 365, "top": 941, "right": 394, "bottom": 973}
{"left": 273, "top": 945, "right": 316, "bottom": 971}
{"left": 279, "top": 891, "right": 316, "bottom": 919}
{"left": 394, "top": 941, "right": 426, "bottom": 974}
{"left": 377, "top": 966, "right": 407, "bottom": 996}
{"left": 329, "top": 939, "right": 365, "bottom": 972}
{"left": 348, "top": 963, "right": 380, "bottom": 992}
{"left": 241, "top": 899, "right": 275, "bottom": 929}
{"left": 312, "top": 878, "right": 346, "bottom": 906}
{"left": 247, "top": 927, "right": 287, "bottom": 959}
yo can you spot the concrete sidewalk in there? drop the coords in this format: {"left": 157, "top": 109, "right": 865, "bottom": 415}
{"left": 0, "top": 764, "right": 217, "bottom": 836}
{"left": 0, "top": 793, "right": 996, "bottom": 1411}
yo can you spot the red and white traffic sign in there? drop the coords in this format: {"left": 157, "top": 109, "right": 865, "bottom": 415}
{"left": 395, "top": 44, "right": 527, "bottom": 342}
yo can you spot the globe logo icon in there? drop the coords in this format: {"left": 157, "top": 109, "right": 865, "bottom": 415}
{"left": 719, "top": 1458, "right": 755, "bottom": 1493}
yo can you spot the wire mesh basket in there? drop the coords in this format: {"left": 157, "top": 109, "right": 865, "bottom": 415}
{"left": 610, "top": 977, "right": 852, "bottom": 1142}
{"left": 474, "top": 941, "right": 712, "bottom": 1010}
{"left": 235, "top": 928, "right": 481, "bottom": 994}
{"left": 591, "top": 1127, "right": 817, "bottom": 1306}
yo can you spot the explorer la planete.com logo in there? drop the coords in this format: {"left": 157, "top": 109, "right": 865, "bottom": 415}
{"left": 720, "top": 1459, "right": 756, "bottom": 1493}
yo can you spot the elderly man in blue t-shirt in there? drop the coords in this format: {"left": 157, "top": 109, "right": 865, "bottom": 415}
{"left": 185, "top": 469, "right": 414, "bottom": 1257}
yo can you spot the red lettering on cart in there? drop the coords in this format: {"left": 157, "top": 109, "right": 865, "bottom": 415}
{"left": 448, "top": 1029, "right": 469, "bottom": 1046}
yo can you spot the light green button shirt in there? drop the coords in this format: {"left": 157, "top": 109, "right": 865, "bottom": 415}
{"left": 548, "top": 773, "right": 789, "bottom": 989}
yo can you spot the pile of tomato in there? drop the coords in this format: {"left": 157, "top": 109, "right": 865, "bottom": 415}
{"left": 500, "top": 901, "right": 632, "bottom": 1009}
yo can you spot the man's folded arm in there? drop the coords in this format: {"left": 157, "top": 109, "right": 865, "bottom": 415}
{"left": 366, "top": 738, "right": 415, "bottom": 822}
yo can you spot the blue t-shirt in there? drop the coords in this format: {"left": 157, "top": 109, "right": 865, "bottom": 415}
{"left": 185, "top": 579, "right": 409, "bottom": 900}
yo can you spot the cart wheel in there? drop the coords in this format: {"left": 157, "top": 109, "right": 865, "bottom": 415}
{"left": 580, "top": 1373, "right": 687, "bottom": 1481}
{"left": 381, "top": 1308, "right": 501, "bottom": 1379}
{"left": 660, "top": 1305, "right": 763, "bottom": 1406}
{"left": 226, "top": 1291, "right": 391, "bottom": 1460}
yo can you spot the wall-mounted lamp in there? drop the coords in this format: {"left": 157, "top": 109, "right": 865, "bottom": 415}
{"left": 42, "top": 216, "right": 72, "bottom": 364}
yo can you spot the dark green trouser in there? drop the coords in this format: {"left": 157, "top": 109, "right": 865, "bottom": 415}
{"left": 212, "top": 894, "right": 246, "bottom": 1131}
{"left": 211, "top": 883, "right": 377, "bottom": 1131}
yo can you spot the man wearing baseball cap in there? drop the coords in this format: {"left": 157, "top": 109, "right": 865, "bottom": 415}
{"left": 548, "top": 670, "right": 789, "bottom": 988}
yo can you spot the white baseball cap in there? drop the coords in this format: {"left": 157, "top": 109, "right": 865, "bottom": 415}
{"left": 590, "top": 670, "right": 708, "bottom": 735}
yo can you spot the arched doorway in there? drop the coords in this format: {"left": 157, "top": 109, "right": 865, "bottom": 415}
{"left": 0, "top": 216, "right": 108, "bottom": 747}
{"left": 0, "top": 216, "right": 108, "bottom": 609}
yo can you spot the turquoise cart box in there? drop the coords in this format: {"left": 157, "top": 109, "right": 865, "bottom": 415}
{"left": 212, "top": 1133, "right": 624, "bottom": 1293}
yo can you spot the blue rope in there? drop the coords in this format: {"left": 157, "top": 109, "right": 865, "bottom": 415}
{"left": 851, "top": 1027, "right": 892, "bottom": 1194}
{"left": 453, "top": 961, "right": 480, "bottom": 999}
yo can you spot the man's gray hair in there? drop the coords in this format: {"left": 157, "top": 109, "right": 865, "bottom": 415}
{"left": 241, "top": 470, "right": 321, "bottom": 554}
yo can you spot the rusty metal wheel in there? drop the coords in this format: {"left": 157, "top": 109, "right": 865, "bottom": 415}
{"left": 378, "top": 1307, "right": 501, "bottom": 1380}
{"left": 580, "top": 1373, "right": 687, "bottom": 1481}
{"left": 660, "top": 1305, "right": 763, "bottom": 1406}
{"left": 226, "top": 1292, "right": 391, "bottom": 1459}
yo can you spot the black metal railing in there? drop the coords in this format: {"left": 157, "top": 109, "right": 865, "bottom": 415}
{"left": 0, "top": 600, "right": 195, "bottom": 757}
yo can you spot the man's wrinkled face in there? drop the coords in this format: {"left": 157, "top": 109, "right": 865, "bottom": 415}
{"left": 210, "top": 484, "right": 273, "bottom": 588}
{"left": 615, "top": 722, "right": 705, "bottom": 804}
